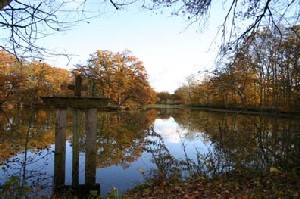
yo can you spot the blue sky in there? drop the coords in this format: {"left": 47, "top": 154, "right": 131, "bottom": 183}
{"left": 40, "top": 2, "right": 224, "bottom": 93}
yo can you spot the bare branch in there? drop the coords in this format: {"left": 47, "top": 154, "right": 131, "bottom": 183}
{"left": 239, "top": 0, "right": 272, "bottom": 40}
{"left": 109, "top": 0, "right": 120, "bottom": 10}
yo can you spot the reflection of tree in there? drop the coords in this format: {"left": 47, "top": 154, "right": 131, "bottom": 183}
{"left": 130, "top": 117, "right": 299, "bottom": 199}
{"left": 95, "top": 109, "right": 157, "bottom": 168}
{"left": 144, "top": 127, "right": 181, "bottom": 181}
{"left": 171, "top": 109, "right": 300, "bottom": 174}
{"left": 206, "top": 115, "right": 300, "bottom": 175}
{"left": 0, "top": 108, "right": 58, "bottom": 198}
{"left": 141, "top": 111, "right": 299, "bottom": 199}
{"left": 255, "top": 117, "right": 300, "bottom": 174}
{"left": 0, "top": 108, "right": 55, "bottom": 163}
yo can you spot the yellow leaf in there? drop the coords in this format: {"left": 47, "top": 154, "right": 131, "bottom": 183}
{"left": 269, "top": 167, "right": 281, "bottom": 173}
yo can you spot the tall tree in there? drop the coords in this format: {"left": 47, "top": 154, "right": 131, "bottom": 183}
{"left": 0, "top": 50, "right": 71, "bottom": 106}
{"left": 79, "top": 50, "right": 156, "bottom": 108}
{"left": 178, "top": 24, "right": 300, "bottom": 112}
{"left": 19, "top": 60, "right": 71, "bottom": 104}
{"left": 0, "top": 50, "right": 23, "bottom": 105}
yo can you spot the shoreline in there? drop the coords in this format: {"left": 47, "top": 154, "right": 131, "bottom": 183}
{"left": 146, "top": 104, "right": 300, "bottom": 117}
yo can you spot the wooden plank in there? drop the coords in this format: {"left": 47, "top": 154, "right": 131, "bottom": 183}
{"left": 41, "top": 97, "right": 110, "bottom": 108}
{"left": 85, "top": 108, "right": 97, "bottom": 185}
{"left": 54, "top": 108, "right": 67, "bottom": 189}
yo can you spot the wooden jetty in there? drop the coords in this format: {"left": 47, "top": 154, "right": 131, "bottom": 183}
{"left": 41, "top": 73, "right": 110, "bottom": 197}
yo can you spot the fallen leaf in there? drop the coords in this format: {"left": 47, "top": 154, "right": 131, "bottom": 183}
{"left": 270, "top": 167, "right": 281, "bottom": 173}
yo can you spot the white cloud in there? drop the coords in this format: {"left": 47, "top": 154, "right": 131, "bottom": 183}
{"left": 154, "top": 118, "right": 188, "bottom": 143}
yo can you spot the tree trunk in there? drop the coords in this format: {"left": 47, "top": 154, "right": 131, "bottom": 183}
{"left": 0, "top": 0, "right": 12, "bottom": 10}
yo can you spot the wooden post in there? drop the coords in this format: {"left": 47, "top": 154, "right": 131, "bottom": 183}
{"left": 72, "top": 109, "right": 80, "bottom": 186}
{"left": 54, "top": 108, "right": 67, "bottom": 190}
{"left": 85, "top": 108, "right": 97, "bottom": 185}
{"left": 75, "top": 75, "right": 82, "bottom": 97}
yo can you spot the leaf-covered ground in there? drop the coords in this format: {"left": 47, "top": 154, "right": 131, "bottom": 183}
{"left": 123, "top": 171, "right": 299, "bottom": 199}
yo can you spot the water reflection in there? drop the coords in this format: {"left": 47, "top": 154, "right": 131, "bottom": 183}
{"left": 0, "top": 108, "right": 299, "bottom": 197}
{"left": 53, "top": 108, "right": 100, "bottom": 197}
{"left": 95, "top": 110, "right": 156, "bottom": 168}
{"left": 0, "top": 108, "right": 55, "bottom": 198}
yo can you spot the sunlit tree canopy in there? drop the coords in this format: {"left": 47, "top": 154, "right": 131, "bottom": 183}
{"left": 77, "top": 50, "right": 157, "bottom": 108}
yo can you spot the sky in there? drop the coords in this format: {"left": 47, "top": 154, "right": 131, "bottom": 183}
{"left": 39, "top": 1, "right": 224, "bottom": 93}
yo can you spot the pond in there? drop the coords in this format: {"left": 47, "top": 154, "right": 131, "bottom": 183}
{"left": 0, "top": 108, "right": 299, "bottom": 197}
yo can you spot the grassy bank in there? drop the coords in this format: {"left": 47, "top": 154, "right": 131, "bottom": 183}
{"left": 145, "top": 104, "right": 185, "bottom": 109}
{"left": 145, "top": 104, "right": 300, "bottom": 117}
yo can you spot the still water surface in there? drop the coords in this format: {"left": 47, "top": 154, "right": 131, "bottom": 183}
{"left": 0, "top": 108, "right": 299, "bottom": 197}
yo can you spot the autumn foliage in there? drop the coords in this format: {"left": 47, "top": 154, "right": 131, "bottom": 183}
{"left": 176, "top": 25, "right": 300, "bottom": 112}
{"left": 0, "top": 49, "right": 156, "bottom": 108}
{"left": 0, "top": 51, "right": 71, "bottom": 107}
{"left": 77, "top": 50, "right": 157, "bottom": 108}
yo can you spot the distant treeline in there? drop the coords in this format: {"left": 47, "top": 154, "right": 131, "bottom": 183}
{"left": 2, "top": 25, "right": 299, "bottom": 112}
{"left": 173, "top": 25, "right": 300, "bottom": 113}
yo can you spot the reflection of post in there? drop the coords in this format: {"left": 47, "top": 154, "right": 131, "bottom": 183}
{"left": 72, "top": 109, "right": 80, "bottom": 186}
{"left": 85, "top": 108, "right": 97, "bottom": 185}
{"left": 54, "top": 108, "right": 67, "bottom": 190}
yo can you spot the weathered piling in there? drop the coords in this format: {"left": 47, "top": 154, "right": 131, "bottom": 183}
{"left": 54, "top": 108, "right": 67, "bottom": 189}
